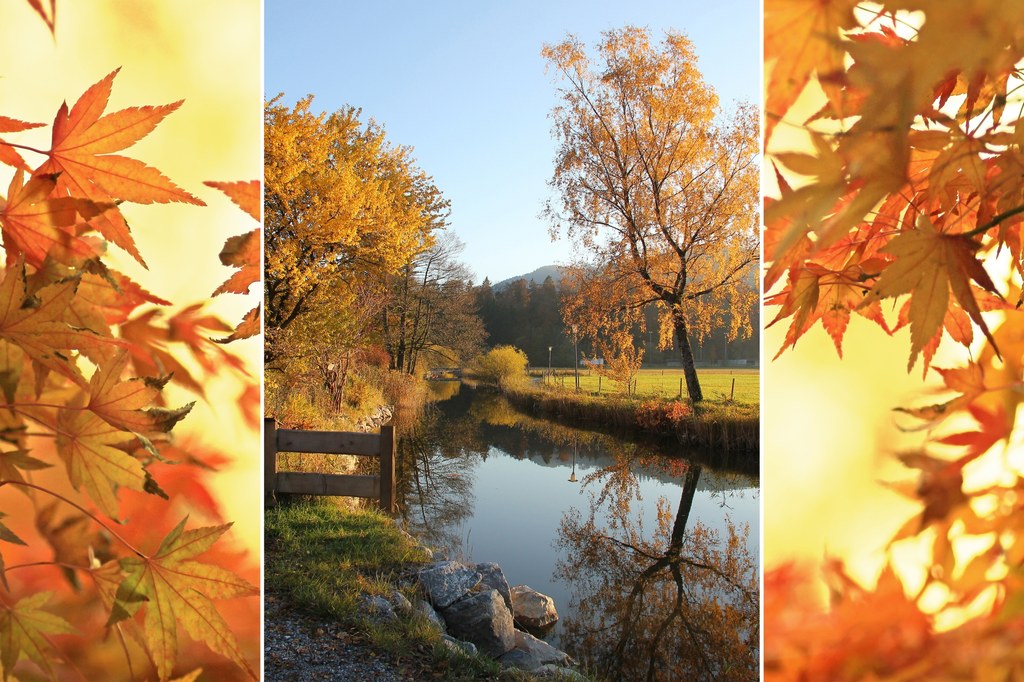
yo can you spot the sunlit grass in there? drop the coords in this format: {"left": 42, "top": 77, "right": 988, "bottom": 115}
{"left": 535, "top": 367, "right": 760, "bottom": 405}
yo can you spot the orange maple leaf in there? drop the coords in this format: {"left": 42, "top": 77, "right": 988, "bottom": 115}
{"left": 894, "top": 363, "right": 991, "bottom": 422}
{"left": 0, "top": 116, "right": 45, "bottom": 170}
{"left": 764, "top": 0, "right": 858, "bottom": 140}
{"left": 73, "top": 269, "right": 171, "bottom": 330}
{"left": 120, "top": 304, "right": 246, "bottom": 395}
{"left": 110, "top": 518, "right": 258, "bottom": 681}
{"left": 859, "top": 217, "right": 1001, "bottom": 370}
{"left": 0, "top": 170, "right": 106, "bottom": 267}
{"left": 37, "top": 69, "right": 204, "bottom": 267}
{"left": 214, "top": 305, "right": 259, "bottom": 345}
{"left": 87, "top": 349, "right": 190, "bottom": 436}
{"left": 212, "top": 229, "right": 258, "bottom": 296}
{"left": 939, "top": 403, "right": 1010, "bottom": 463}
{"left": 204, "top": 180, "right": 259, "bottom": 222}
{"left": 768, "top": 259, "right": 888, "bottom": 358}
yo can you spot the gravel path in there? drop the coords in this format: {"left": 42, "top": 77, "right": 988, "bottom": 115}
{"left": 263, "top": 593, "right": 423, "bottom": 681}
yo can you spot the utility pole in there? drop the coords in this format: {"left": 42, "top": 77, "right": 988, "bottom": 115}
{"left": 572, "top": 325, "right": 579, "bottom": 392}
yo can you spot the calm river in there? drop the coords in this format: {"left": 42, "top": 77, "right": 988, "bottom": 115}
{"left": 396, "top": 383, "right": 759, "bottom": 681}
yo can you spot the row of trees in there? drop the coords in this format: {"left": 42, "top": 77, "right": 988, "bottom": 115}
{"left": 475, "top": 274, "right": 757, "bottom": 371}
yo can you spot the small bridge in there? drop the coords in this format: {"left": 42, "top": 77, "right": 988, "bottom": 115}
{"left": 425, "top": 367, "right": 463, "bottom": 380}
{"left": 264, "top": 417, "right": 395, "bottom": 512}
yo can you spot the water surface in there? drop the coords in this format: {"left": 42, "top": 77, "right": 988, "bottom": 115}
{"left": 397, "top": 384, "right": 759, "bottom": 680}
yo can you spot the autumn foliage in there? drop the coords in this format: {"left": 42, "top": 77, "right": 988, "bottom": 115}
{"left": 263, "top": 95, "right": 442, "bottom": 365}
{"left": 765, "top": 1, "right": 1024, "bottom": 678}
{"left": 544, "top": 27, "right": 759, "bottom": 404}
{"left": 0, "top": 6, "right": 259, "bottom": 680}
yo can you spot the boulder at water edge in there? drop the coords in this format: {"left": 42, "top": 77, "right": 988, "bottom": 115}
{"left": 440, "top": 589, "right": 516, "bottom": 657}
{"left": 511, "top": 585, "right": 559, "bottom": 630}
{"left": 475, "top": 562, "right": 513, "bottom": 612}
{"left": 499, "top": 630, "right": 573, "bottom": 671}
{"left": 418, "top": 561, "right": 481, "bottom": 609}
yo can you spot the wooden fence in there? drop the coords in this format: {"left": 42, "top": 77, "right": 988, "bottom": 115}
{"left": 264, "top": 417, "right": 395, "bottom": 512}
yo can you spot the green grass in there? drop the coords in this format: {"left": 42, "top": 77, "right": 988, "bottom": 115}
{"left": 499, "top": 366, "right": 760, "bottom": 452}
{"left": 266, "top": 500, "right": 586, "bottom": 680}
{"left": 534, "top": 367, "right": 759, "bottom": 405}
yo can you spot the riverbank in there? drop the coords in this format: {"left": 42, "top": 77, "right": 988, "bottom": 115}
{"left": 489, "top": 381, "right": 758, "bottom": 452}
{"left": 266, "top": 501, "right": 590, "bottom": 681}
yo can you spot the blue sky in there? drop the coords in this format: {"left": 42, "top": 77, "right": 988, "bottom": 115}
{"left": 265, "top": 0, "right": 759, "bottom": 284}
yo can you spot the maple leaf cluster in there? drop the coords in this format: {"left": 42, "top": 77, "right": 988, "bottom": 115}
{"left": 0, "top": 65, "right": 259, "bottom": 680}
{"left": 765, "top": 0, "right": 1024, "bottom": 678}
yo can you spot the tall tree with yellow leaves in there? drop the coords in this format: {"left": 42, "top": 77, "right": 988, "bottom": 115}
{"left": 543, "top": 27, "right": 759, "bottom": 403}
{"left": 263, "top": 96, "right": 446, "bottom": 365}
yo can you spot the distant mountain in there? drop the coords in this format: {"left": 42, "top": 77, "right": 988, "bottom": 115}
{"left": 492, "top": 264, "right": 564, "bottom": 291}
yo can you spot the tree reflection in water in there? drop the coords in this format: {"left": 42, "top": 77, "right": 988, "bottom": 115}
{"left": 556, "top": 451, "right": 758, "bottom": 681}
{"left": 395, "top": 391, "right": 485, "bottom": 556}
{"left": 395, "top": 385, "right": 758, "bottom": 680}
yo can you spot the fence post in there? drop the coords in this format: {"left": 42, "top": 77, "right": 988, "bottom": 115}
{"left": 264, "top": 417, "right": 277, "bottom": 507}
{"left": 379, "top": 424, "right": 395, "bottom": 513}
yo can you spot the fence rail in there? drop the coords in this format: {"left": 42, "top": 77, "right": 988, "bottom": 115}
{"left": 264, "top": 417, "right": 395, "bottom": 512}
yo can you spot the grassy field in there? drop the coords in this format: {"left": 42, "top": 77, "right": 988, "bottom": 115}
{"left": 535, "top": 367, "right": 760, "bottom": 405}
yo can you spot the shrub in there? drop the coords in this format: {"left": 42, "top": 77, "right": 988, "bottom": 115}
{"left": 472, "top": 345, "right": 530, "bottom": 390}
{"left": 635, "top": 399, "right": 692, "bottom": 431}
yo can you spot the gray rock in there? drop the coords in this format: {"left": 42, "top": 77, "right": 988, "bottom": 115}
{"left": 418, "top": 561, "right": 481, "bottom": 608}
{"left": 475, "top": 562, "right": 513, "bottom": 612}
{"left": 441, "top": 589, "right": 516, "bottom": 657}
{"left": 536, "top": 664, "right": 588, "bottom": 680}
{"left": 360, "top": 594, "right": 397, "bottom": 621}
{"left": 441, "top": 634, "right": 477, "bottom": 657}
{"left": 500, "top": 631, "right": 572, "bottom": 670}
{"left": 416, "top": 599, "right": 447, "bottom": 633}
{"left": 390, "top": 589, "right": 413, "bottom": 615}
{"left": 501, "top": 648, "right": 542, "bottom": 671}
{"left": 511, "top": 585, "right": 559, "bottom": 630}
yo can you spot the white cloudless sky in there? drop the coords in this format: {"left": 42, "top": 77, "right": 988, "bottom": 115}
{"left": 265, "top": 0, "right": 759, "bottom": 284}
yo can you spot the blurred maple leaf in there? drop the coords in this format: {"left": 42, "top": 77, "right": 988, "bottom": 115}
{"left": 22, "top": 0, "right": 55, "bottom": 36}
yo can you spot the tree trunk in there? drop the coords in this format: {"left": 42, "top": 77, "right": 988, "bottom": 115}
{"left": 669, "top": 464, "right": 701, "bottom": 554}
{"left": 672, "top": 310, "right": 703, "bottom": 403}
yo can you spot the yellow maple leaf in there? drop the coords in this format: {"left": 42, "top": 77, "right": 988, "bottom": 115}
{"left": 110, "top": 518, "right": 257, "bottom": 681}
{"left": 54, "top": 406, "right": 146, "bottom": 519}
{"left": 0, "top": 592, "right": 75, "bottom": 681}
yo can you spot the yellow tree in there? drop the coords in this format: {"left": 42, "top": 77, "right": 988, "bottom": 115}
{"left": 765, "top": 1, "right": 1024, "bottom": 678}
{"left": 263, "top": 95, "right": 445, "bottom": 365}
{"left": 543, "top": 27, "right": 759, "bottom": 403}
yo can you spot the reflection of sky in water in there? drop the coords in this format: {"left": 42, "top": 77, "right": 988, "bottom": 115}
{"left": 429, "top": 440, "right": 759, "bottom": 648}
